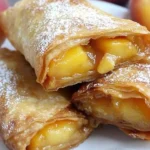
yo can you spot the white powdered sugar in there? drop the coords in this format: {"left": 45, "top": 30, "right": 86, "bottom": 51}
{"left": 27, "top": 0, "right": 122, "bottom": 54}
{"left": 8, "top": 0, "right": 146, "bottom": 76}
{"left": 106, "top": 64, "right": 150, "bottom": 84}
{"left": 0, "top": 61, "right": 19, "bottom": 107}
{"left": 0, "top": 61, "right": 16, "bottom": 96}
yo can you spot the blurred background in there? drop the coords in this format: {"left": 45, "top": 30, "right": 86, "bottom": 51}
{"left": 8, "top": 0, "right": 16, "bottom": 5}
{"left": 8, "top": 0, "right": 129, "bottom": 6}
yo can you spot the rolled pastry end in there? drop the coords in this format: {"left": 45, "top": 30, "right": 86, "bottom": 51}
{"left": 73, "top": 63, "right": 150, "bottom": 139}
{"left": 27, "top": 120, "right": 91, "bottom": 150}
{"left": 73, "top": 95, "right": 150, "bottom": 131}
{"left": 46, "top": 37, "right": 139, "bottom": 90}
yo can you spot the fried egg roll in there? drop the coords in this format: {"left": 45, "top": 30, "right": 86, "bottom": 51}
{"left": 0, "top": 0, "right": 150, "bottom": 91}
{"left": 0, "top": 48, "right": 92, "bottom": 150}
{"left": 73, "top": 63, "right": 150, "bottom": 140}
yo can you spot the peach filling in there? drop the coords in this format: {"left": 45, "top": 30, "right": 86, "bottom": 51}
{"left": 27, "top": 120, "right": 83, "bottom": 150}
{"left": 91, "top": 38, "right": 138, "bottom": 74}
{"left": 48, "top": 45, "right": 95, "bottom": 78}
{"left": 89, "top": 97, "right": 150, "bottom": 129}
{"left": 48, "top": 37, "right": 138, "bottom": 80}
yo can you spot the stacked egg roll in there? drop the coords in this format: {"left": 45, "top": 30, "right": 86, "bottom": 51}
{"left": 0, "top": 0, "right": 150, "bottom": 90}
{"left": 73, "top": 63, "right": 150, "bottom": 140}
{"left": 0, "top": 48, "right": 93, "bottom": 150}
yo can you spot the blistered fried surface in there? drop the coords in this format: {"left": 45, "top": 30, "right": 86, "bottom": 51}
{"left": 73, "top": 63, "right": 150, "bottom": 135}
{"left": 0, "top": 0, "right": 149, "bottom": 85}
{"left": 0, "top": 49, "right": 91, "bottom": 150}
{"left": 74, "top": 64, "right": 150, "bottom": 99}
{"left": 107, "top": 64, "right": 150, "bottom": 83}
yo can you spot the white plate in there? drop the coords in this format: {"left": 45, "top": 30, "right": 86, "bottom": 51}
{"left": 1, "top": 1, "right": 150, "bottom": 150}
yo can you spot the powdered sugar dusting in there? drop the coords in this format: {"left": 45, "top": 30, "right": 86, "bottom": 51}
{"left": 105, "top": 64, "right": 150, "bottom": 84}
{"left": 0, "top": 61, "right": 19, "bottom": 108}
{"left": 27, "top": 0, "right": 122, "bottom": 54}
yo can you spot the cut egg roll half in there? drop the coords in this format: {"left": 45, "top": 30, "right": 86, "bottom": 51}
{"left": 0, "top": 0, "right": 150, "bottom": 91}
{"left": 0, "top": 48, "right": 93, "bottom": 150}
{"left": 73, "top": 63, "right": 150, "bottom": 140}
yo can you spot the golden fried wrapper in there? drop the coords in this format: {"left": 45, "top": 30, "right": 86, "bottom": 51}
{"left": 73, "top": 63, "right": 150, "bottom": 140}
{"left": 0, "top": 0, "right": 150, "bottom": 91}
{"left": 0, "top": 48, "right": 93, "bottom": 150}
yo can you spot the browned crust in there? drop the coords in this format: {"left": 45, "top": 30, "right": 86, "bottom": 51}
{"left": 73, "top": 63, "right": 150, "bottom": 132}
{"left": 0, "top": 48, "right": 93, "bottom": 150}
{"left": 0, "top": 0, "right": 149, "bottom": 91}
{"left": 121, "top": 129, "right": 150, "bottom": 140}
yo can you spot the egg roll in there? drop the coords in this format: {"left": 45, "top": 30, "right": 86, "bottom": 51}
{"left": 73, "top": 63, "right": 150, "bottom": 140}
{"left": 0, "top": 0, "right": 150, "bottom": 91}
{"left": 0, "top": 48, "right": 92, "bottom": 150}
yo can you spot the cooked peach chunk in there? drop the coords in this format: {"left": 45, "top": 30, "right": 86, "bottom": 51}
{"left": 48, "top": 46, "right": 95, "bottom": 78}
{"left": 97, "top": 53, "right": 117, "bottom": 74}
{"left": 28, "top": 120, "right": 78, "bottom": 150}
{"left": 112, "top": 98, "right": 150, "bottom": 123}
{"left": 92, "top": 37, "right": 138, "bottom": 59}
{"left": 91, "top": 97, "right": 150, "bottom": 128}
{"left": 48, "top": 37, "right": 138, "bottom": 81}
{"left": 92, "top": 97, "right": 113, "bottom": 116}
